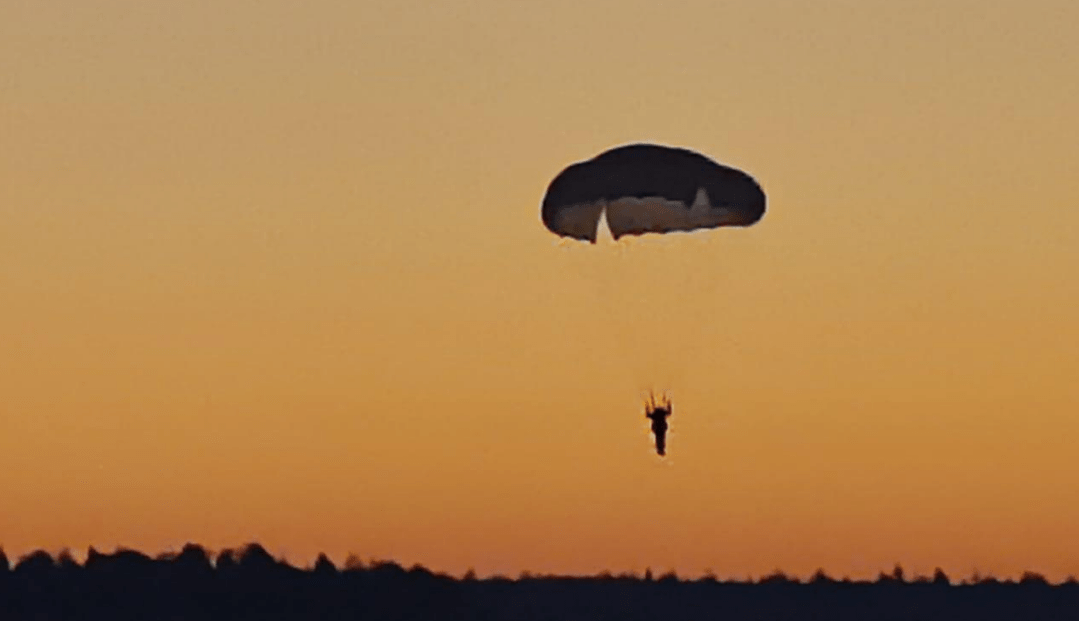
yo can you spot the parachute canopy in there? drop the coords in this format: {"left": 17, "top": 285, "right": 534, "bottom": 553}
{"left": 541, "top": 144, "right": 766, "bottom": 243}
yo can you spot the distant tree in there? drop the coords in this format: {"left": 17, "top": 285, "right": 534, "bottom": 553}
{"left": 892, "top": 563, "right": 905, "bottom": 583}
{"left": 0, "top": 547, "right": 9, "bottom": 573}
{"left": 644, "top": 568, "right": 653, "bottom": 582}
{"left": 15, "top": 550, "right": 56, "bottom": 573}
{"left": 56, "top": 549, "right": 79, "bottom": 571}
{"left": 1020, "top": 571, "right": 1048, "bottom": 586}
{"left": 215, "top": 549, "right": 238, "bottom": 573}
{"left": 238, "top": 543, "right": 276, "bottom": 570}
{"left": 464, "top": 568, "right": 477, "bottom": 581}
{"left": 932, "top": 568, "right": 950, "bottom": 586}
{"left": 759, "top": 570, "right": 791, "bottom": 585}
{"left": 811, "top": 568, "right": 831, "bottom": 584}
{"left": 368, "top": 559, "right": 406, "bottom": 579}
{"left": 408, "top": 563, "right": 436, "bottom": 578}
{"left": 313, "top": 553, "right": 337, "bottom": 575}
{"left": 343, "top": 553, "right": 365, "bottom": 571}
{"left": 175, "top": 544, "right": 213, "bottom": 570}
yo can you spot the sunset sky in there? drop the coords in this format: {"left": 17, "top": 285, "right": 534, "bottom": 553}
{"left": 2, "top": 0, "right": 1078, "bottom": 581}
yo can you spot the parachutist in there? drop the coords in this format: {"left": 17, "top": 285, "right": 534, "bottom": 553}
{"left": 645, "top": 392, "right": 672, "bottom": 457}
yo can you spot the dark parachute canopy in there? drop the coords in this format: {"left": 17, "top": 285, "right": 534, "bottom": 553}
{"left": 541, "top": 143, "right": 766, "bottom": 242}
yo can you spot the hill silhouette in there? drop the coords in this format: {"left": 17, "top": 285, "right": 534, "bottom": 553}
{"left": 1, "top": 543, "right": 1076, "bottom": 620}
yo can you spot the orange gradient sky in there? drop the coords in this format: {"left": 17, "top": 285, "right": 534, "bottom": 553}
{"left": 2, "top": 0, "right": 1078, "bottom": 581}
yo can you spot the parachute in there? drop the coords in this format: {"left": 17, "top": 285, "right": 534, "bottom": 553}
{"left": 540, "top": 144, "right": 767, "bottom": 457}
{"left": 541, "top": 143, "right": 766, "bottom": 243}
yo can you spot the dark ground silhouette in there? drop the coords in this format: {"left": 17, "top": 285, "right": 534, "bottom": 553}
{"left": 2, "top": 544, "right": 1076, "bottom": 620}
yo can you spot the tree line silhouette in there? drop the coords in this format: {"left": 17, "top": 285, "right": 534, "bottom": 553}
{"left": 1, "top": 543, "right": 1076, "bottom": 620}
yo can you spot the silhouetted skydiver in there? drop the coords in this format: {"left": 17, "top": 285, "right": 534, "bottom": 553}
{"left": 644, "top": 393, "right": 672, "bottom": 456}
